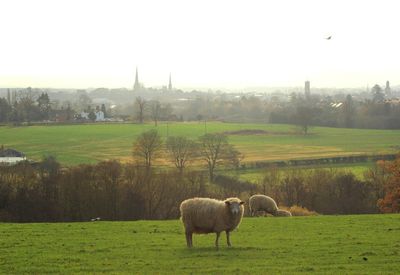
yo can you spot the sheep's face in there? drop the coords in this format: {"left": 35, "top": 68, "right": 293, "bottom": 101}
{"left": 225, "top": 200, "right": 245, "bottom": 215}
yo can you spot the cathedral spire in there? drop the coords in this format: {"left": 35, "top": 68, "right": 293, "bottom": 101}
{"left": 134, "top": 67, "right": 140, "bottom": 91}
{"left": 168, "top": 73, "right": 172, "bottom": 91}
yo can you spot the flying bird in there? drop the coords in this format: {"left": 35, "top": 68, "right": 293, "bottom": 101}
{"left": 325, "top": 36, "right": 332, "bottom": 40}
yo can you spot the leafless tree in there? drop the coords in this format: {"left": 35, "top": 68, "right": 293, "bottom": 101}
{"left": 149, "top": 100, "right": 161, "bottom": 126}
{"left": 166, "top": 136, "right": 198, "bottom": 172}
{"left": 135, "top": 96, "right": 146, "bottom": 124}
{"left": 198, "top": 133, "right": 240, "bottom": 181}
{"left": 133, "top": 129, "right": 163, "bottom": 168}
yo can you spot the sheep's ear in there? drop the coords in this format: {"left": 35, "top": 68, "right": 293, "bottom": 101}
{"left": 240, "top": 201, "right": 245, "bottom": 205}
{"left": 225, "top": 201, "right": 230, "bottom": 205}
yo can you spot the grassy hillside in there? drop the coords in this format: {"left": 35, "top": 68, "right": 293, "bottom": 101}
{"left": 0, "top": 122, "right": 399, "bottom": 165}
{"left": 0, "top": 215, "right": 399, "bottom": 274}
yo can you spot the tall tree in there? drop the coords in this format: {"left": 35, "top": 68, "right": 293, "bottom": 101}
{"left": 37, "top": 93, "right": 51, "bottom": 120}
{"left": 150, "top": 100, "right": 161, "bottom": 126}
{"left": 377, "top": 154, "right": 400, "bottom": 213}
{"left": 0, "top": 98, "right": 12, "bottom": 122}
{"left": 295, "top": 106, "right": 314, "bottom": 135}
{"left": 198, "top": 133, "right": 240, "bottom": 181}
{"left": 135, "top": 97, "right": 146, "bottom": 124}
{"left": 342, "top": 94, "right": 355, "bottom": 128}
{"left": 133, "top": 129, "right": 163, "bottom": 168}
{"left": 166, "top": 136, "right": 198, "bottom": 172}
{"left": 101, "top": 104, "right": 107, "bottom": 118}
{"left": 18, "top": 91, "right": 40, "bottom": 123}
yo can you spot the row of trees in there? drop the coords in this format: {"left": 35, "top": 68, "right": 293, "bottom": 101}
{"left": 0, "top": 92, "right": 52, "bottom": 123}
{"left": 132, "top": 130, "right": 241, "bottom": 181}
{"left": 0, "top": 159, "right": 207, "bottom": 221}
{"left": 0, "top": 90, "right": 111, "bottom": 124}
{"left": 2, "top": 86, "right": 399, "bottom": 129}
{"left": 260, "top": 154, "right": 400, "bottom": 214}
{"left": 1, "top": 154, "right": 398, "bottom": 222}
{"left": 269, "top": 93, "right": 400, "bottom": 131}
{"left": 134, "top": 97, "right": 176, "bottom": 125}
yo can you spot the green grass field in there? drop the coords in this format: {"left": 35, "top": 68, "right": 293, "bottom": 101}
{"left": 226, "top": 162, "right": 374, "bottom": 183}
{"left": 1, "top": 215, "right": 399, "bottom": 274}
{"left": 1, "top": 122, "right": 399, "bottom": 166}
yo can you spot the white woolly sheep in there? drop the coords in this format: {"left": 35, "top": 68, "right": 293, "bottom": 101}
{"left": 275, "top": 209, "right": 292, "bottom": 217}
{"left": 180, "top": 197, "right": 245, "bottom": 248}
{"left": 249, "top": 194, "right": 278, "bottom": 216}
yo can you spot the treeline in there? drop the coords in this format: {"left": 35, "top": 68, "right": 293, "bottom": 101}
{"left": 2, "top": 85, "right": 400, "bottom": 130}
{"left": 1, "top": 155, "right": 399, "bottom": 222}
{"left": 269, "top": 92, "right": 400, "bottom": 131}
{"left": 0, "top": 88, "right": 111, "bottom": 124}
{"left": 260, "top": 154, "right": 400, "bottom": 215}
{"left": 260, "top": 168, "right": 382, "bottom": 215}
{"left": 242, "top": 154, "right": 397, "bottom": 169}
{"left": 0, "top": 89, "right": 74, "bottom": 124}
{"left": 0, "top": 159, "right": 207, "bottom": 222}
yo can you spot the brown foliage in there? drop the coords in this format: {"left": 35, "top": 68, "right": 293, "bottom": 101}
{"left": 377, "top": 154, "right": 400, "bottom": 213}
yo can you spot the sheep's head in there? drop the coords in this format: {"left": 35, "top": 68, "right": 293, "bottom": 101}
{"left": 225, "top": 198, "right": 245, "bottom": 215}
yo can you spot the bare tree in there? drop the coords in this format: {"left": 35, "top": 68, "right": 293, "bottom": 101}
{"left": 261, "top": 166, "right": 281, "bottom": 200}
{"left": 198, "top": 133, "right": 240, "bottom": 181}
{"left": 166, "top": 136, "right": 198, "bottom": 172}
{"left": 149, "top": 100, "right": 161, "bottom": 126}
{"left": 133, "top": 129, "right": 163, "bottom": 168}
{"left": 135, "top": 96, "right": 146, "bottom": 124}
{"left": 342, "top": 94, "right": 355, "bottom": 128}
{"left": 295, "top": 106, "right": 314, "bottom": 135}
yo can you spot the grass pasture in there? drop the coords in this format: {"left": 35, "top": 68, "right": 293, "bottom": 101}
{"left": 0, "top": 215, "right": 399, "bottom": 274}
{"left": 0, "top": 122, "right": 399, "bottom": 166}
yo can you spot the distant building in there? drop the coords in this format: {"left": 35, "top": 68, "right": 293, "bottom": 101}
{"left": 80, "top": 111, "right": 89, "bottom": 120}
{"left": 133, "top": 67, "right": 143, "bottom": 92}
{"left": 95, "top": 110, "right": 105, "bottom": 121}
{"left": 305, "top": 81, "right": 310, "bottom": 98}
{"left": 384, "top": 98, "right": 400, "bottom": 105}
{"left": 0, "top": 148, "right": 26, "bottom": 165}
{"left": 78, "top": 111, "right": 104, "bottom": 121}
{"left": 168, "top": 73, "right": 172, "bottom": 91}
{"left": 385, "top": 81, "right": 391, "bottom": 97}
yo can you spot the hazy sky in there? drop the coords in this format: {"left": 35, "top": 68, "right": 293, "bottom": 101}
{"left": 0, "top": 0, "right": 399, "bottom": 89}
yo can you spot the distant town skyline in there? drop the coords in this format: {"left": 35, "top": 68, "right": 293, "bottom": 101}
{"left": 0, "top": 0, "right": 399, "bottom": 89}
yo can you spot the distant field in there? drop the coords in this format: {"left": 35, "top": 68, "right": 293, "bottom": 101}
{"left": 0, "top": 122, "right": 399, "bottom": 166}
{"left": 0, "top": 215, "right": 399, "bottom": 274}
{"left": 226, "top": 162, "right": 375, "bottom": 183}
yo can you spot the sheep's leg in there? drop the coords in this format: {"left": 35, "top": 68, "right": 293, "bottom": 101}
{"left": 185, "top": 231, "right": 192, "bottom": 248}
{"left": 215, "top": 232, "right": 220, "bottom": 248}
{"left": 226, "top": 231, "right": 231, "bottom": 247}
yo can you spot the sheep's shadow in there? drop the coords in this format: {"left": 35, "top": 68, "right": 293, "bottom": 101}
{"left": 177, "top": 245, "right": 264, "bottom": 256}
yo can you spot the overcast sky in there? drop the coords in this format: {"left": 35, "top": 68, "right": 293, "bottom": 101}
{"left": 0, "top": 0, "right": 399, "bottom": 89}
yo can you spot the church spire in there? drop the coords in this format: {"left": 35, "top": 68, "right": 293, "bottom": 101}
{"left": 168, "top": 73, "right": 172, "bottom": 91}
{"left": 134, "top": 67, "right": 140, "bottom": 91}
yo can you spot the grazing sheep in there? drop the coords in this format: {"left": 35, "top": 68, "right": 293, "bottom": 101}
{"left": 180, "top": 197, "right": 245, "bottom": 248}
{"left": 249, "top": 195, "right": 278, "bottom": 216}
{"left": 275, "top": 209, "right": 292, "bottom": 217}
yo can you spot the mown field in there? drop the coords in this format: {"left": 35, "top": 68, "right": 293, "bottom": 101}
{"left": 0, "top": 215, "right": 399, "bottom": 274}
{"left": 1, "top": 122, "right": 399, "bottom": 166}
